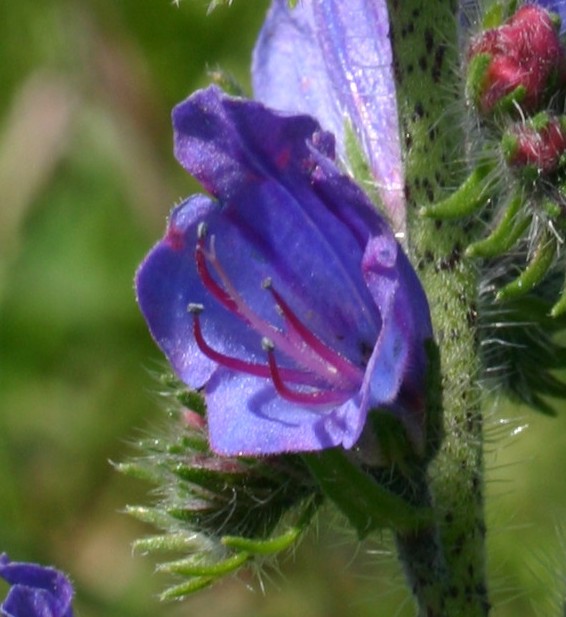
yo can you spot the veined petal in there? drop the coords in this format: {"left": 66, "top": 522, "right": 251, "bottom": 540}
{"left": 253, "top": 0, "right": 404, "bottom": 232}
{"left": 206, "top": 369, "right": 364, "bottom": 455}
{"left": 252, "top": 1, "right": 342, "bottom": 159}
{"left": 3, "top": 588, "right": 62, "bottom": 617}
{"left": 361, "top": 236, "right": 431, "bottom": 411}
{"left": 170, "top": 87, "right": 383, "bottom": 363}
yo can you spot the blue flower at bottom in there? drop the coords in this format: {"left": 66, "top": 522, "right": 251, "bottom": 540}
{"left": 0, "top": 554, "right": 74, "bottom": 617}
{"left": 136, "top": 86, "right": 432, "bottom": 456}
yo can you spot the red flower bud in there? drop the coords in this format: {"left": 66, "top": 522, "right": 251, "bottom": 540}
{"left": 503, "top": 113, "right": 566, "bottom": 176}
{"left": 468, "top": 6, "right": 566, "bottom": 114}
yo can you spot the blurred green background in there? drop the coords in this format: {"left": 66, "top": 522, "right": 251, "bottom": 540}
{"left": 2, "top": 1, "right": 566, "bottom": 616}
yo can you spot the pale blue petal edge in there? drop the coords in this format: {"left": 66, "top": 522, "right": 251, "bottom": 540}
{"left": 253, "top": 0, "right": 405, "bottom": 232}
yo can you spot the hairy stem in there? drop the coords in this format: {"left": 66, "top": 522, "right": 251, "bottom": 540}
{"left": 386, "top": 1, "right": 489, "bottom": 615}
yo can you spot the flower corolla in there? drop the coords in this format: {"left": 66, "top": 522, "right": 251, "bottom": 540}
{"left": 136, "top": 87, "right": 432, "bottom": 456}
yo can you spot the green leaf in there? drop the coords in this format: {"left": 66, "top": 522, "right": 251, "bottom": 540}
{"left": 175, "top": 389, "right": 206, "bottom": 416}
{"left": 159, "top": 577, "right": 214, "bottom": 600}
{"left": 159, "top": 551, "right": 249, "bottom": 576}
{"left": 133, "top": 533, "right": 211, "bottom": 555}
{"left": 496, "top": 233, "right": 556, "bottom": 302}
{"left": 303, "top": 449, "right": 432, "bottom": 538}
{"left": 420, "top": 164, "right": 493, "bottom": 219}
{"left": 222, "top": 526, "right": 301, "bottom": 555}
{"left": 207, "top": 67, "right": 245, "bottom": 97}
{"left": 466, "top": 193, "right": 530, "bottom": 258}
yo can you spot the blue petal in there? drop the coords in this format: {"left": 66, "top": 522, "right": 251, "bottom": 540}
{"left": 169, "top": 87, "right": 384, "bottom": 360}
{"left": 253, "top": 1, "right": 341, "bottom": 155}
{"left": 361, "top": 236, "right": 407, "bottom": 407}
{"left": 136, "top": 195, "right": 222, "bottom": 389}
{"left": 205, "top": 369, "right": 365, "bottom": 455}
{"left": 536, "top": 0, "right": 566, "bottom": 24}
{"left": 2, "top": 588, "right": 65, "bottom": 617}
{"left": 136, "top": 87, "right": 433, "bottom": 455}
{"left": 253, "top": 0, "right": 405, "bottom": 231}
{"left": 0, "top": 555, "right": 73, "bottom": 617}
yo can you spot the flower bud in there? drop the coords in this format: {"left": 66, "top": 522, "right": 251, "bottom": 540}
{"left": 502, "top": 112, "right": 566, "bottom": 177}
{"left": 467, "top": 5, "right": 566, "bottom": 114}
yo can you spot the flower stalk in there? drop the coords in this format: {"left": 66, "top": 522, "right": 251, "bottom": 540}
{"left": 386, "top": 1, "right": 488, "bottom": 614}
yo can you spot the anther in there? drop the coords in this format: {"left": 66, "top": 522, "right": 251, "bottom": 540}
{"left": 261, "top": 337, "right": 275, "bottom": 351}
{"left": 188, "top": 303, "right": 204, "bottom": 314}
{"left": 197, "top": 221, "right": 208, "bottom": 239}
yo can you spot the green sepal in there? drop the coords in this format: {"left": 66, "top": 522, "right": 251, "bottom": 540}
{"left": 121, "top": 375, "right": 324, "bottom": 602}
{"left": 479, "top": 293, "right": 566, "bottom": 414}
{"left": 542, "top": 199, "right": 562, "bottom": 220}
{"left": 466, "top": 53, "right": 492, "bottom": 106}
{"left": 160, "top": 577, "right": 214, "bottom": 601}
{"left": 158, "top": 373, "right": 207, "bottom": 418}
{"left": 370, "top": 413, "right": 419, "bottom": 475}
{"left": 115, "top": 461, "right": 164, "bottom": 484}
{"left": 496, "top": 233, "right": 556, "bottom": 302}
{"left": 207, "top": 67, "right": 245, "bottom": 97}
{"left": 222, "top": 530, "right": 298, "bottom": 555}
{"left": 481, "top": 0, "right": 517, "bottom": 28}
{"left": 175, "top": 389, "right": 206, "bottom": 416}
{"left": 125, "top": 506, "right": 176, "bottom": 529}
{"left": 133, "top": 533, "right": 211, "bottom": 555}
{"left": 419, "top": 164, "right": 493, "bottom": 219}
{"left": 303, "top": 449, "right": 432, "bottom": 538}
{"left": 466, "top": 193, "right": 530, "bottom": 258}
{"left": 531, "top": 111, "right": 552, "bottom": 132}
{"left": 172, "top": 463, "right": 252, "bottom": 493}
{"left": 500, "top": 131, "right": 520, "bottom": 164}
{"left": 550, "top": 281, "right": 566, "bottom": 317}
{"left": 549, "top": 10, "right": 563, "bottom": 31}
{"left": 168, "top": 433, "right": 209, "bottom": 454}
{"left": 287, "top": 0, "right": 298, "bottom": 7}
{"left": 159, "top": 551, "right": 250, "bottom": 576}
{"left": 493, "top": 85, "right": 527, "bottom": 115}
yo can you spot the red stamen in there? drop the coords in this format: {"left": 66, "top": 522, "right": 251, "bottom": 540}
{"left": 194, "top": 233, "right": 362, "bottom": 393}
{"left": 264, "top": 280, "right": 363, "bottom": 385}
{"left": 195, "top": 236, "right": 240, "bottom": 315}
{"left": 189, "top": 306, "right": 311, "bottom": 384}
{"left": 264, "top": 339, "right": 348, "bottom": 407}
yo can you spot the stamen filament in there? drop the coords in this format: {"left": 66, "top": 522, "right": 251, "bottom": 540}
{"left": 196, "top": 234, "right": 327, "bottom": 371}
{"left": 196, "top": 237, "right": 240, "bottom": 315}
{"left": 194, "top": 233, "right": 362, "bottom": 391}
{"left": 191, "top": 306, "right": 270, "bottom": 377}
{"left": 263, "top": 339, "right": 349, "bottom": 407}
{"left": 188, "top": 305, "right": 312, "bottom": 384}
{"left": 264, "top": 279, "right": 363, "bottom": 385}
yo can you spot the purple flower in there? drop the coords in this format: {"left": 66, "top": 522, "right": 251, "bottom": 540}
{"left": 252, "top": 0, "right": 405, "bottom": 233}
{"left": 136, "top": 86, "right": 432, "bottom": 456}
{"left": 0, "top": 554, "right": 74, "bottom": 617}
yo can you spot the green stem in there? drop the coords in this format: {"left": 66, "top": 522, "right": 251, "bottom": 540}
{"left": 386, "top": 1, "right": 488, "bottom": 615}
